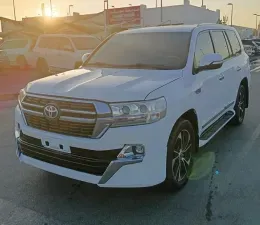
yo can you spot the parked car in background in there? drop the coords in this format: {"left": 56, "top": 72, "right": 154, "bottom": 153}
{"left": 242, "top": 39, "right": 260, "bottom": 55}
{"left": 0, "top": 50, "right": 10, "bottom": 70}
{"left": 0, "top": 38, "right": 36, "bottom": 69}
{"left": 15, "top": 24, "right": 251, "bottom": 191}
{"left": 33, "top": 34, "right": 101, "bottom": 74}
{"left": 243, "top": 44, "right": 254, "bottom": 57}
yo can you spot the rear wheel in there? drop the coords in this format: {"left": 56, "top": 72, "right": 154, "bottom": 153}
{"left": 230, "top": 84, "right": 246, "bottom": 126}
{"left": 36, "top": 59, "right": 49, "bottom": 76}
{"left": 164, "top": 119, "right": 196, "bottom": 191}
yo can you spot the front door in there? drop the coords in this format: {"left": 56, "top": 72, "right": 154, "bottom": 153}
{"left": 57, "top": 37, "right": 75, "bottom": 71}
{"left": 192, "top": 31, "right": 224, "bottom": 130}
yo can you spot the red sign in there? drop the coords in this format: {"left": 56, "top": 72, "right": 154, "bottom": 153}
{"left": 107, "top": 6, "right": 141, "bottom": 26}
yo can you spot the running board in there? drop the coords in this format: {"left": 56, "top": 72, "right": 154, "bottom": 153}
{"left": 200, "top": 111, "right": 235, "bottom": 141}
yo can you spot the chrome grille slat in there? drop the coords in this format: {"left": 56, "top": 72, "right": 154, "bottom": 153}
{"left": 60, "top": 108, "right": 96, "bottom": 115}
{"left": 22, "top": 94, "right": 98, "bottom": 138}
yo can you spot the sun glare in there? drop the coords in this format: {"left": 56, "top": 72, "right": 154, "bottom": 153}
{"left": 45, "top": 7, "right": 59, "bottom": 17}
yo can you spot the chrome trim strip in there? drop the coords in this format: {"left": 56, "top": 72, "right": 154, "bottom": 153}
{"left": 202, "top": 101, "right": 235, "bottom": 129}
{"left": 25, "top": 93, "right": 98, "bottom": 104}
{"left": 59, "top": 116, "right": 96, "bottom": 124}
{"left": 22, "top": 108, "right": 44, "bottom": 117}
{"left": 60, "top": 108, "right": 96, "bottom": 115}
{"left": 98, "top": 157, "right": 143, "bottom": 185}
{"left": 22, "top": 102, "right": 44, "bottom": 109}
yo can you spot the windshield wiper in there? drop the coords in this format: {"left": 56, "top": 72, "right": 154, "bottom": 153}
{"left": 120, "top": 63, "right": 172, "bottom": 70}
{"left": 84, "top": 62, "right": 121, "bottom": 68}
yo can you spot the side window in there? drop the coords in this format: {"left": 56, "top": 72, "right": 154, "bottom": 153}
{"left": 38, "top": 37, "right": 60, "bottom": 50}
{"left": 38, "top": 38, "right": 49, "bottom": 48}
{"left": 194, "top": 31, "right": 214, "bottom": 71}
{"left": 211, "top": 31, "right": 230, "bottom": 60}
{"left": 226, "top": 30, "right": 242, "bottom": 56}
{"left": 58, "top": 37, "right": 74, "bottom": 52}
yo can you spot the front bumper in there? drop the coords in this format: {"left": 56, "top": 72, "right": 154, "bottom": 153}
{"left": 15, "top": 105, "right": 169, "bottom": 188}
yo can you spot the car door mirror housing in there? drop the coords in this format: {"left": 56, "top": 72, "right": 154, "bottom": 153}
{"left": 82, "top": 53, "right": 91, "bottom": 64}
{"left": 198, "top": 53, "right": 223, "bottom": 72}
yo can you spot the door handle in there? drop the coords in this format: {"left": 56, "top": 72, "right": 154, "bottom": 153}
{"left": 219, "top": 74, "right": 224, "bottom": 81}
{"left": 236, "top": 66, "right": 242, "bottom": 71}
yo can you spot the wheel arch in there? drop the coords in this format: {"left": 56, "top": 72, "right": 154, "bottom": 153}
{"left": 168, "top": 109, "right": 199, "bottom": 151}
{"left": 240, "top": 77, "right": 249, "bottom": 108}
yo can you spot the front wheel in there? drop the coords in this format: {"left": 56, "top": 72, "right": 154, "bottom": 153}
{"left": 230, "top": 84, "right": 246, "bottom": 126}
{"left": 164, "top": 119, "right": 196, "bottom": 191}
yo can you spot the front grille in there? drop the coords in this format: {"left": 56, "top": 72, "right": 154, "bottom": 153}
{"left": 21, "top": 95, "right": 97, "bottom": 138}
{"left": 19, "top": 133, "right": 121, "bottom": 176}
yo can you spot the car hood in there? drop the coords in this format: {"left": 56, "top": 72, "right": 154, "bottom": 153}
{"left": 26, "top": 68, "right": 183, "bottom": 102}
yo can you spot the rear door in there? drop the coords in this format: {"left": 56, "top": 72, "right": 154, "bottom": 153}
{"left": 224, "top": 30, "right": 248, "bottom": 103}
{"left": 210, "top": 30, "right": 235, "bottom": 112}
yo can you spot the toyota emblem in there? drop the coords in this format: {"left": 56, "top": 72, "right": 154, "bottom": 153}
{"left": 43, "top": 104, "right": 60, "bottom": 119}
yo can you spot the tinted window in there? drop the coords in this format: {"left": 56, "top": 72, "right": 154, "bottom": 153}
{"left": 71, "top": 37, "right": 101, "bottom": 50}
{"left": 0, "top": 39, "right": 28, "bottom": 49}
{"left": 226, "top": 30, "right": 241, "bottom": 56}
{"left": 85, "top": 32, "right": 192, "bottom": 70}
{"left": 242, "top": 40, "right": 253, "bottom": 46}
{"left": 194, "top": 32, "right": 214, "bottom": 70}
{"left": 211, "top": 31, "right": 230, "bottom": 60}
{"left": 38, "top": 37, "right": 60, "bottom": 50}
{"left": 59, "top": 38, "right": 74, "bottom": 51}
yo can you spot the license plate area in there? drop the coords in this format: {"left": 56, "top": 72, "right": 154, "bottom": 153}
{"left": 41, "top": 137, "right": 71, "bottom": 154}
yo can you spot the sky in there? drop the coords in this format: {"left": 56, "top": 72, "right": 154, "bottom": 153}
{"left": 0, "top": 0, "right": 259, "bottom": 28}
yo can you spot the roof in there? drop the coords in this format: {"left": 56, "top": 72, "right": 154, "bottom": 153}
{"left": 120, "top": 23, "right": 235, "bottom": 34}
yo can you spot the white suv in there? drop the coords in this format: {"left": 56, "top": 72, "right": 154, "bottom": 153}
{"left": 33, "top": 34, "right": 101, "bottom": 74}
{"left": 0, "top": 38, "right": 35, "bottom": 69}
{"left": 15, "top": 24, "right": 251, "bottom": 190}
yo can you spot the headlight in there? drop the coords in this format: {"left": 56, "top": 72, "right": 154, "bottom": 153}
{"left": 110, "top": 97, "right": 167, "bottom": 127}
{"left": 18, "top": 89, "right": 26, "bottom": 103}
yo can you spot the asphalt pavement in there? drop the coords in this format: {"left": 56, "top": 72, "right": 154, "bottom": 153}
{"left": 0, "top": 71, "right": 260, "bottom": 225}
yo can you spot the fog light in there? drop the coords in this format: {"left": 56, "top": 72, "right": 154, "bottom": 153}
{"left": 117, "top": 145, "right": 145, "bottom": 159}
{"left": 15, "top": 123, "right": 21, "bottom": 138}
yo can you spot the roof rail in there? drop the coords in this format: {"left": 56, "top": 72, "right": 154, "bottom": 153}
{"left": 197, "top": 23, "right": 226, "bottom": 27}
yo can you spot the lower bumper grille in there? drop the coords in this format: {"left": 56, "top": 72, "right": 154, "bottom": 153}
{"left": 19, "top": 133, "right": 121, "bottom": 176}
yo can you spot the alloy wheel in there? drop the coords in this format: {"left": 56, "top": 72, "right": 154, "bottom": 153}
{"left": 172, "top": 129, "right": 192, "bottom": 182}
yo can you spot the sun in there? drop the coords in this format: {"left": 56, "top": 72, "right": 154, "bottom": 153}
{"left": 45, "top": 7, "right": 59, "bottom": 17}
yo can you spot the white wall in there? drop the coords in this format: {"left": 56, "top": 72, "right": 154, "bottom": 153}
{"left": 142, "top": 5, "right": 220, "bottom": 27}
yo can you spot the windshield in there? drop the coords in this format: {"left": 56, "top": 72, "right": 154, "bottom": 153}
{"left": 0, "top": 39, "right": 28, "bottom": 50}
{"left": 85, "top": 32, "right": 191, "bottom": 70}
{"left": 71, "top": 37, "right": 101, "bottom": 50}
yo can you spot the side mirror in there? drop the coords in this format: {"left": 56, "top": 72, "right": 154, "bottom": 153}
{"left": 199, "top": 53, "right": 223, "bottom": 72}
{"left": 82, "top": 53, "right": 90, "bottom": 64}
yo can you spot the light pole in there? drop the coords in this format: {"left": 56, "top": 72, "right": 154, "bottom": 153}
{"left": 69, "top": 5, "right": 73, "bottom": 16}
{"left": 156, "top": 0, "right": 157, "bottom": 8}
{"left": 227, "top": 3, "right": 233, "bottom": 26}
{"left": 202, "top": 0, "right": 204, "bottom": 7}
{"left": 12, "top": 0, "right": 16, "bottom": 20}
{"left": 253, "top": 14, "right": 260, "bottom": 36}
{"left": 160, "top": 0, "right": 163, "bottom": 22}
{"left": 50, "top": 0, "right": 53, "bottom": 17}
{"left": 104, "top": 0, "right": 109, "bottom": 37}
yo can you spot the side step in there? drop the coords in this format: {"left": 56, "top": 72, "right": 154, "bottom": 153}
{"left": 200, "top": 111, "right": 235, "bottom": 141}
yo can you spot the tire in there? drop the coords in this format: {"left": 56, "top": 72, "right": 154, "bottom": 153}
{"left": 230, "top": 84, "right": 246, "bottom": 126}
{"left": 16, "top": 56, "right": 27, "bottom": 70}
{"left": 36, "top": 59, "right": 49, "bottom": 75}
{"left": 164, "top": 119, "right": 196, "bottom": 191}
